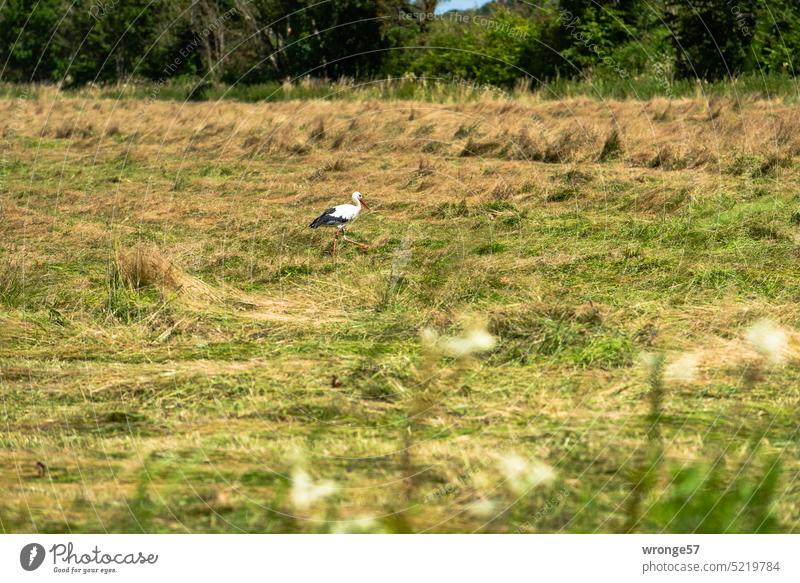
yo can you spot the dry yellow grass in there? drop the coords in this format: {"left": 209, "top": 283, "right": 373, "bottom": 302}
{"left": 116, "top": 244, "right": 220, "bottom": 302}
{"left": 3, "top": 94, "right": 799, "bottom": 168}
{"left": 1, "top": 94, "right": 799, "bottom": 533}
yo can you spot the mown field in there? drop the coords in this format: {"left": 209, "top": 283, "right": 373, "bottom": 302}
{"left": 1, "top": 91, "right": 799, "bottom": 533}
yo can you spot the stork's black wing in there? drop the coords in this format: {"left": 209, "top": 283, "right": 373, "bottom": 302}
{"left": 309, "top": 207, "right": 349, "bottom": 228}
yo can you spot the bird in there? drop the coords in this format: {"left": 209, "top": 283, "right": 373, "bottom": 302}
{"left": 309, "top": 191, "right": 370, "bottom": 255}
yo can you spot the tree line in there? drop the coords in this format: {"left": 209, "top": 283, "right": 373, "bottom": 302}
{"left": 1, "top": 0, "right": 799, "bottom": 90}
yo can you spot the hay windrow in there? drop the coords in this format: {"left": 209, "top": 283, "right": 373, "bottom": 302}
{"left": 115, "top": 244, "right": 221, "bottom": 304}
{"left": 113, "top": 244, "right": 340, "bottom": 322}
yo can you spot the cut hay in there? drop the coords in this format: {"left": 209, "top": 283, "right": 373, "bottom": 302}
{"left": 115, "top": 244, "right": 221, "bottom": 303}
{"left": 113, "top": 244, "right": 338, "bottom": 322}
{"left": 662, "top": 323, "right": 800, "bottom": 384}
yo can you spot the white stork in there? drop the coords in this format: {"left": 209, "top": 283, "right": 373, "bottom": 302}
{"left": 308, "top": 191, "right": 370, "bottom": 255}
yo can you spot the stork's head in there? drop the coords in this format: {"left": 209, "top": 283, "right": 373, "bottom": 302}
{"left": 352, "top": 191, "right": 369, "bottom": 209}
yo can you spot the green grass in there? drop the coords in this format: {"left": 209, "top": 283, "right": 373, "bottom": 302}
{"left": 0, "top": 93, "right": 798, "bottom": 534}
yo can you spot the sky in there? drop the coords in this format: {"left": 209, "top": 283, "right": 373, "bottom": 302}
{"left": 435, "top": 0, "right": 492, "bottom": 13}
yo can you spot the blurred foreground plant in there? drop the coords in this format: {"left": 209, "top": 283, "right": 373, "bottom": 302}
{"left": 625, "top": 319, "right": 789, "bottom": 533}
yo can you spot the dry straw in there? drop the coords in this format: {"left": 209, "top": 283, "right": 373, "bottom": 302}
{"left": 115, "top": 244, "right": 220, "bottom": 303}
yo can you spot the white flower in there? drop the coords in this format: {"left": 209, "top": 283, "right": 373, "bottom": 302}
{"left": 421, "top": 320, "right": 497, "bottom": 357}
{"left": 331, "top": 516, "right": 381, "bottom": 534}
{"left": 637, "top": 352, "right": 659, "bottom": 371}
{"left": 498, "top": 454, "right": 555, "bottom": 495}
{"left": 441, "top": 325, "right": 496, "bottom": 357}
{"left": 420, "top": 327, "right": 439, "bottom": 347}
{"left": 290, "top": 468, "right": 338, "bottom": 511}
{"left": 467, "top": 497, "right": 498, "bottom": 518}
{"left": 665, "top": 353, "right": 699, "bottom": 382}
{"left": 746, "top": 320, "right": 788, "bottom": 364}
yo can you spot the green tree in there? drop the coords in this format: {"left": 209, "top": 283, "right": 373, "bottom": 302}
{"left": 409, "top": 7, "right": 531, "bottom": 86}
{"left": 666, "top": 0, "right": 755, "bottom": 80}
{"left": 750, "top": 0, "right": 800, "bottom": 74}
{"left": 63, "top": 0, "right": 176, "bottom": 85}
{"left": 0, "top": 0, "right": 65, "bottom": 82}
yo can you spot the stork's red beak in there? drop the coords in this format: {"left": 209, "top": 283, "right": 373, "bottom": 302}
{"left": 360, "top": 199, "right": 370, "bottom": 209}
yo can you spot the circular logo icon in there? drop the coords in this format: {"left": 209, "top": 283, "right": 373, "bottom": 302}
{"left": 20, "top": 543, "right": 46, "bottom": 571}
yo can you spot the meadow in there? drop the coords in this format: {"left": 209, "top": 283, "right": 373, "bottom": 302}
{"left": 1, "top": 88, "right": 799, "bottom": 533}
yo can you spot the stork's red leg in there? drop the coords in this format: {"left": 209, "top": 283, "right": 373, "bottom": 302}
{"left": 331, "top": 230, "right": 341, "bottom": 256}
{"left": 343, "top": 235, "right": 369, "bottom": 251}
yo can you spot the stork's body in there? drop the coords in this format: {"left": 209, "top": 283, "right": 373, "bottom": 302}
{"left": 309, "top": 191, "right": 370, "bottom": 255}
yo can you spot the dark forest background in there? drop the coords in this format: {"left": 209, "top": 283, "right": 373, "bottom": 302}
{"left": 1, "top": 0, "right": 799, "bottom": 90}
